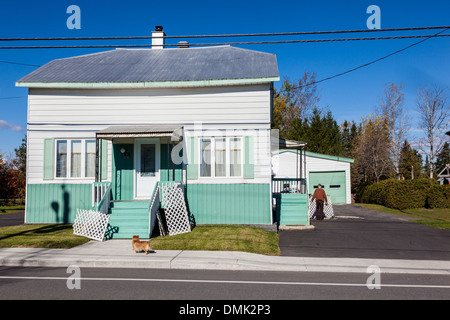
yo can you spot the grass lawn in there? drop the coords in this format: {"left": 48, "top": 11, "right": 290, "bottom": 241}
{"left": 0, "top": 223, "right": 280, "bottom": 255}
{"left": 0, "top": 224, "right": 91, "bottom": 248}
{"left": 356, "top": 203, "right": 450, "bottom": 229}
{"left": 150, "top": 225, "right": 280, "bottom": 256}
{"left": 0, "top": 205, "right": 25, "bottom": 214}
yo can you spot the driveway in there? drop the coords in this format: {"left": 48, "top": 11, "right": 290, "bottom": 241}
{"left": 279, "top": 204, "right": 450, "bottom": 260}
{"left": 0, "top": 212, "right": 25, "bottom": 227}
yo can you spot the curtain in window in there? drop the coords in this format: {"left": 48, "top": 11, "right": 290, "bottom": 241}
{"left": 56, "top": 140, "right": 67, "bottom": 178}
{"left": 215, "top": 138, "right": 226, "bottom": 177}
{"left": 71, "top": 140, "right": 82, "bottom": 177}
{"left": 85, "top": 140, "right": 96, "bottom": 178}
{"left": 230, "top": 138, "right": 242, "bottom": 177}
{"left": 200, "top": 139, "right": 211, "bottom": 177}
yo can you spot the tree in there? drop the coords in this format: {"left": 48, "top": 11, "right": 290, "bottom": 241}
{"left": 12, "top": 135, "right": 26, "bottom": 198}
{"left": 399, "top": 140, "right": 423, "bottom": 179}
{"left": 435, "top": 142, "right": 450, "bottom": 175}
{"left": 287, "top": 107, "right": 344, "bottom": 156}
{"left": 379, "top": 83, "right": 408, "bottom": 180}
{"left": 417, "top": 85, "right": 449, "bottom": 178}
{"left": 341, "top": 120, "right": 359, "bottom": 158}
{"left": 353, "top": 115, "right": 391, "bottom": 182}
{"left": 272, "top": 72, "right": 320, "bottom": 137}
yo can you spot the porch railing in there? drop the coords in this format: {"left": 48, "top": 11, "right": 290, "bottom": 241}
{"left": 272, "top": 178, "right": 307, "bottom": 194}
{"left": 92, "top": 181, "right": 112, "bottom": 214}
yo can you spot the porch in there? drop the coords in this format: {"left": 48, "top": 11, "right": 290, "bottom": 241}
{"left": 92, "top": 125, "right": 184, "bottom": 239}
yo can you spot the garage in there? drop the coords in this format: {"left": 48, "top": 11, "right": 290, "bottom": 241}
{"left": 272, "top": 150, "right": 354, "bottom": 204}
{"left": 309, "top": 171, "right": 346, "bottom": 204}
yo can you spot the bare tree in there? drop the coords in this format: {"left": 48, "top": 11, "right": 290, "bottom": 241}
{"left": 354, "top": 115, "right": 392, "bottom": 182}
{"left": 417, "top": 85, "right": 449, "bottom": 179}
{"left": 273, "top": 72, "right": 320, "bottom": 136}
{"left": 379, "top": 83, "right": 408, "bottom": 180}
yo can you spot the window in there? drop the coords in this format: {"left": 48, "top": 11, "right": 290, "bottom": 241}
{"left": 140, "top": 144, "right": 156, "bottom": 177}
{"left": 199, "top": 137, "right": 243, "bottom": 178}
{"left": 56, "top": 140, "right": 67, "bottom": 178}
{"left": 85, "top": 140, "right": 96, "bottom": 178}
{"left": 55, "top": 139, "right": 96, "bottom": 179}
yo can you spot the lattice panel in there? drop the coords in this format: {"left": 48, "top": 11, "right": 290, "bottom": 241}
{"left": 159, "top": 183, "right": 191, "bottom": 236}
{"left": 73, "top": 208, "right": 110, "bottom": 241}
{"left": 308, "top": 195, "right": 334, "bottom": 219}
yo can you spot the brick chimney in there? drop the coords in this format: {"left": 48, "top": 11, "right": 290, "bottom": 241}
{"left": 152, "top": 26, "right": 165, "bottom": 49}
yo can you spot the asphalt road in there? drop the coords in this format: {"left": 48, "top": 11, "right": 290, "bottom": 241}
{"left": 0, "top": 211, "right": 24, "bottom": 227}
{"left": 0, "top": 266, "right": 449, "bottom": 302}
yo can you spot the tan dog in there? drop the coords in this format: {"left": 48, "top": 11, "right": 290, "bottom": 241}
{"left": 132, "top": 235, "right": 152, "bottom": 255}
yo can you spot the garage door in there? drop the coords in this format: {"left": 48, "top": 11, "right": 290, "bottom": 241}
{"left": 309, "top": 171, "right": 346, "bottom": 204}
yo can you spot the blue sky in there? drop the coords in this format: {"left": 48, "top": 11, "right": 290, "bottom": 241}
{"left": 0, "top": 0, "right": 449, "bottom": 155}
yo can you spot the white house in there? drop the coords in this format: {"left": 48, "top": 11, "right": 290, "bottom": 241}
{"left": 16, "top": 27, "right": 280, "bottom": 238}
{"left": 272, "top": 149, "right": 354, "bottom": 204}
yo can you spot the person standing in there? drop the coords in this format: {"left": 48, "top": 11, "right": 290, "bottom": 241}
{"left": 311, "top": 184, "right": 328, "bottom": 220}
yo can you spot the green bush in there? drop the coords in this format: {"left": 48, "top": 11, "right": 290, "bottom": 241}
{"left": 427, "top": 184, "right": 450, "bottom": 208}
{"left": 357, "top": 179, "right": 450, "bottom": 210}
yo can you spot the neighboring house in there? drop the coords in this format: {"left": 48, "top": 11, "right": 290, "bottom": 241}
{"left": 272, "top": 149, "right": 354, "bottom": 204}
{"left": 16, "top": 27, "right": 280, "bottom": 238}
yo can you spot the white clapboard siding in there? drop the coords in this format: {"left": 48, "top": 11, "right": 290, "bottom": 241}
{"left": 28, "top": 85, "right": 271, "bottom": 125}
{"left": 27, "top": 84, "right": 272, "bottom": 185}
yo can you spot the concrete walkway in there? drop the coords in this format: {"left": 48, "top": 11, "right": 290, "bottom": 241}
{"left": 0, "top": 239, "right": 449, "bottom": 275}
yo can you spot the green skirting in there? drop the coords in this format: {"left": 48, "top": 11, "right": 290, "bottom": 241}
{"left": 26, "top": 184, "right": 92, "bottom": 223}
{"left": 185, "top": 183, "right": 271, "bottom": 225}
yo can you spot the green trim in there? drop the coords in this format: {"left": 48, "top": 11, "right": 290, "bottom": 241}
{"left": 26, "top": 183, "right": 92, "bottom": 223}
{"left": 243, "top": 136, "right": 254, "bottom": 179}
{"left": 101, "top": 139, "right": 108, "bottom": 180}
{"left": 160, "top": 143, "right": 183, "bottom": 182}
{"left": 43, "top": 138, "right": 54, "bottom": 180}
{"left": 112, "top": 144, "right": 134, "bottom": 200}
{"left": 16, "top": 77, "right": 280, "bottom": 89}
{"left": 273, "top": 149, "right": 354, "bottom": 163}
{"left": 186, "top": 183, "right": 271, "bottom": 224}
{"left": 186, "top": 137, "right": 198, "bottom": 180}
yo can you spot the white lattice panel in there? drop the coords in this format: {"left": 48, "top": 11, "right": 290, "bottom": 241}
{"left": 308, "top": 195, "right": 334, "bottom": 219}
{"left": 160, "top": 183, "right": 191, "bottom": 236}
{"left": 73, "top": 208, "right": 110, "bottom": 241}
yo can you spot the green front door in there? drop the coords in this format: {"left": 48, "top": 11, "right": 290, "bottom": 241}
{"left": 309, "top": 171, "right": 346, "bottom": 204}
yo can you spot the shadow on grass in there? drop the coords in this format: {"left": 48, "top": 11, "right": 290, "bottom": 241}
{"left": 0, "top": 224, "right": 73, "bottom": 241}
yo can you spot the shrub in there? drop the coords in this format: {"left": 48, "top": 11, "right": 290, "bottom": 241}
{"left": 357, "top": 178, "right": 450, "bottom": 210}
{"left": 427, "top": 184, "right": 450, "bottom": 208}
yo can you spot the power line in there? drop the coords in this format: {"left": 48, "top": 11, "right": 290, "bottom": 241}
{"left": 0, "top": 25, "right": 448, "bottom": 41}
{"left": 276, "top": 27, "right": 450, "bottom": 93}
{"left": 0, "top": 96, "right": 27, "bottom": 100}
{"left": 0, "top": 33, "right": 448, "bottom": 49}
{"left": 0, "top": 60, "right": 41, "bottom": 67}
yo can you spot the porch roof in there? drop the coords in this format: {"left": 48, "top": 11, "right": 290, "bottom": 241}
{"left": 96, "top": 125, "right": 183, "bottom": 141}
{"left": 271, "top": 136, "right": 307, "bottom": 150}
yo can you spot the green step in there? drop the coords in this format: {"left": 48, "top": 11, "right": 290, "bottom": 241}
{"left": 106, "top": 200, "right": 151, "bottom": 239}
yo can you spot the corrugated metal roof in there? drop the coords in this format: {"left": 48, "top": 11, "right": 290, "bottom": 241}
{"left": 17, "top": 46, "right": 279, "bottom": 84}
{"left": 96, "top": 125, "right": 183, "bottom": 140}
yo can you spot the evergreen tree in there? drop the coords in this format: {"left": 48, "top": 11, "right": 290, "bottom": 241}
{"left": 435, "top": 142, "right": 450, "bottom": 175}
{"left": 399, "top": 140, "right": 423, "bottom": 179}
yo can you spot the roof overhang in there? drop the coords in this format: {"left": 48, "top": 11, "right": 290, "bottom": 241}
{"left": 271, "top": 136, "right": 307, "bottom": 150}
{"left": 96, "top": 125, "right": 183, "bottom": 141}
{"left": 16, "top": 77, "right": 280, "bottom": 89}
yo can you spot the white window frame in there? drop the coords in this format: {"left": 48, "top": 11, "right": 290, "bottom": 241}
{"left": 54, "top": 139, "right": 96, "bottom": 180}
{"left": 198, "top": 136, "right": 243, "bottom": 179}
